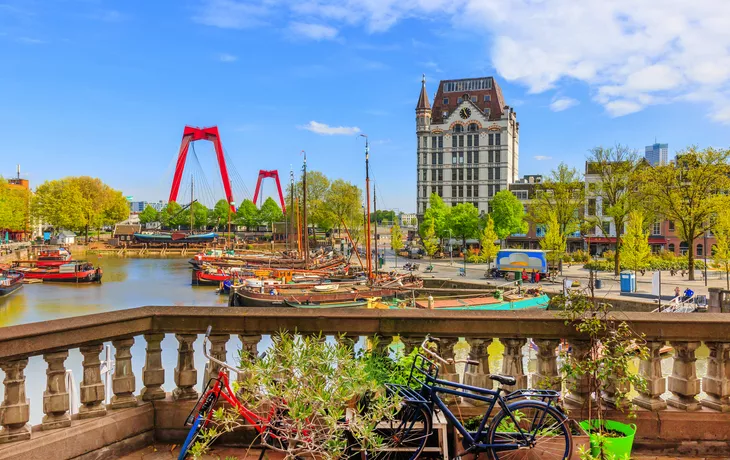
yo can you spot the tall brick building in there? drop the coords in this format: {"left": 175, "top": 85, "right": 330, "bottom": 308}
{"left": 416, "top": 76, "right": 519, "bottom": 217}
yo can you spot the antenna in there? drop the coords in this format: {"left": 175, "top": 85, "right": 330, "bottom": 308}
{"left": 16, "top": 164, "right": 20, "bottom": 180}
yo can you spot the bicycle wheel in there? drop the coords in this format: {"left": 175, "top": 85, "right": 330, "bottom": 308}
{"left": 362, "top": 401, "right": 432, "bottom": 460}
{"left": 178, "top": 392, "right": 218, "bottom": 460}
{"left": 486, "top": 400, "right": 572, "bottom": 460}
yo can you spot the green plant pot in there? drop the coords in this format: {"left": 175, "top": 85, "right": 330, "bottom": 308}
{"left": 579, "top": 420, "right": 636, "bottom": 459}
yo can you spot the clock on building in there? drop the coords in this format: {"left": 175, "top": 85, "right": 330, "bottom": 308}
{"left": 459, "top": 107, "right": 471, "bottom": 119}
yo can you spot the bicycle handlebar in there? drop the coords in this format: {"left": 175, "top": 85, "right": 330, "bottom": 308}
{"left": 421, "top": 336, "right": 479, "bottom": 369}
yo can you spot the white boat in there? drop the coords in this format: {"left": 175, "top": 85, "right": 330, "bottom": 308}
{"left": 312, "top": 284, "right": 338, "bottom": 292}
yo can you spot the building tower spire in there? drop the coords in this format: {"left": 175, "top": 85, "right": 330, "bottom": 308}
{"left": 416, "top": 74, "right": 431, "bottom": 111}
{"left": 416, "top": 74, "right": 431, "bottom": 132}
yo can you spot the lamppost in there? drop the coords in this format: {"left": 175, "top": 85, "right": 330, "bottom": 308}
{"left": 448, "top": 229, "right": 453, "bottom": 266}
{"left": 704, "top": 230, "right": 708, "bottom": 287}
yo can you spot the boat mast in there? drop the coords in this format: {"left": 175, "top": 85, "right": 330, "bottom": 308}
{"left": 288, "top": 167, "right": 295, "bottom": 251}
{"left": 301, "top": 151, "right": 309, "bottom": 268}
{"left": 360, "top": 134, "right": 372, "bottom": 282}
{"left": 373, "top": 180, "right": 378, "bottom": 277}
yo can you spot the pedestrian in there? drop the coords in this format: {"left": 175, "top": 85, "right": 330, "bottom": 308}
{"left": 522, "top": 268, "right": 528, "bottom": 282}
{"left": 535, "top": 271, "right": 541, "bottom": 283}
{"left": 530, "top": 270, "right": 536, "bottom": 283}
{"left": 674, "top": 287, "right": 681, "bottom": 299}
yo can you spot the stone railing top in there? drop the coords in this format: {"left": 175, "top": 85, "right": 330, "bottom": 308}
{"left": 2, "top": 306, "right": 730, "bottom": 361}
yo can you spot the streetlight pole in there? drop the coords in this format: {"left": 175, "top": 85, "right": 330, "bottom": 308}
{"left": 704, "top": 231, "right": 708, "bottom": 287}
{"left": 301, "top": 150, "right": 309, "bottom": 268}
{"left": 449, "top": 229, "right": 453, "bottom": 266}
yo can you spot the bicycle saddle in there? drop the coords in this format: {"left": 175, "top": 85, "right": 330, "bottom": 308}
{"left": 489, "top": 374, "right": 516, "bottom": 386}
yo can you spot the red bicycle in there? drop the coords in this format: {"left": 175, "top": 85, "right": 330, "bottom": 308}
{"left": 178, "top": 326, "right": 288, "bottom": 460}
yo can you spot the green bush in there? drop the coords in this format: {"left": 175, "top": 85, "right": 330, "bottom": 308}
{"left": 584, "top": 254, "right": 706, "bottom": 272}
{"left": 570, "top": 249, "right": 591, "bottom": 263}
{"left": 601, "top": 249, "right": 616, "bottom": 262}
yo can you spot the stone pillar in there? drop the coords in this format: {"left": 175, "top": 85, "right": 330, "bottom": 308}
{"left": 564, "top": 340, "right": 591, "bottom": 407}
{"left": 501, "top": 338, "right": 527, "bottom": 392}
{"left": 632, "top": 340, "right": 668, "bottom": 411}
{"left": 78, "top": 344, "right": 106, "bottom": 418}
{"left": 237, "top": 334, "right": 261, "bottom": 383}
{"left": 0, "top": 359, "right": 31, "bottom": 443}
{"left": 111, "top": 338, "right": 137, "bottom": 409}
{"left": 532, "top": 339, "right": 561, "bottom": 390}
{"left": 667, "top": 341, "right": 701, "bottom": 411}
{"left": 42, "top": 351, "right": 71, "bottom": 430}
{"left": 464, "top": 338, "right": 493, "bottom": 405}
{"left": 702, "top": 342, "right": 730, "bottom": 412}
{"left": 335, "top": 334, "right": 358, "bottom": 354}
{"left": 141, "top": 333, "right": 166, "bottom": 401}
{"left": 399, "top": 336, "right": 423, "bottom": 356}
{"left": 173, "top": 334, "right": 199, "bottom": 400}
{"left": 372, "top": 335, "right": 394, "bottom": 356}
{"left": 205, "top": 335, "right": 229, "bottom": 384}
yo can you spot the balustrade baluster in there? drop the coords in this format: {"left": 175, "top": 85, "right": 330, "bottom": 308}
{"left": 237, "top": 334, "right": 262, "bottom": 383}
{"left": 173, "top": 334, "right": 198, "bottom": 400}
{"left": 141, "top": 333, "right": 165, "bottom": 401}
{"left": 111, "top": 338, "right": 138, "bottom": 409}
{"left": 78, "top": 344, "right": 106, "bottom": 418}
{"left": 42, "top": 351, "right": 71, "bottom": 430}
{"left": 501, "top": 338, "right": 527, "bottom": 392}
{"left": 0, "top": 358, "right": 31, "bottom": 443}
{"left": 564, "top": 339, "right": 591, "bottom": 407}
{"left": 335, "top": 334, "right": 358, "bottom": 353}
{"left": 464, "top": 338, "right": 493, "bottom": 406}
{"left": 632, "top": 340, "right": 668, "bottom": 411}
{"left": 532, "top": 339, "right": 560, "bottom": 390}
{"left": 205, "top": 335, "right": 229, "bottom": 384}
{"left": 702, "top": 342, "right": 730, "bottom": 412}
{"left": 399, "top": 336, "right": 423, "bottom": 356}
{"left": 372, "top": 335, "right": 394, "bottom": 356}
{"left": 667, "top": 341, "right": 701, "bottom": 411}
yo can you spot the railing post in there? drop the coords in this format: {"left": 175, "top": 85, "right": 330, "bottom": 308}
{"left": 667, "top": 341, "right": 701, "bottom": 411}
{"left": 464, "top": 338, "right": 493, "bottom": 405}
{"left": 0, "top": 358, "right": 31, "bottom": 443}
{"left": 141, "top": 333, "right": 166, "bottom": 401}
{"left": 532, "top": 339, "right": 561, "bottom": 390}
{"left": 237, "top": 334, "right": 262, "bottom": 383}
{"left": 632, "top": 340, "right": 667, "bottom": 411}
{"left": 399, "top": 336, "right": 422, "bottom": 356}
{"left": 111, "top": 338, "right": 137, "bottom": 409}
{"left": 501, "top": 338, "right": 527, "bottom": 392}
{"left": 205, "top": 335, "right": 229, "bottom": 384}
{"left": 701, "top": 342, "right": 730, "bottom": 412}
{"left": 42, "top": 351, "right": 71, "bottom": 430}
{"left": 335, "top": 334, "right": 359, "bottom": 353}
{"left": 564, "top": 339, "right": 591, "bottom": 407}
{"left": 78, "top": 344, "right": 106, "bottom": 418}
{"left": 173, "top": 334, "right": 199, "bottom": 400}
{"left": 372, "top": 335, "right": 394, "bottom": 356}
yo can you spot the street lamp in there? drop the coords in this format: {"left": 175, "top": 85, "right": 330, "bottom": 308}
{"left": 448, "top": 229, "right": 453, "bottom": 266}
{"left": 704, "top": 230, "right": 708, "bottom": 287}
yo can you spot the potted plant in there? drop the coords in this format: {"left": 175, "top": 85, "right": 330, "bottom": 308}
{"left": 552, "top": 281, "right": 648, "bottom": 460}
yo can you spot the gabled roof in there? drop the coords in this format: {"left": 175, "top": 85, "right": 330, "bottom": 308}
{"left": 58, "top": 231, "right": 76, "bottom": 237}
{"left": 416, "top": 75, "right": 430, "bottom": 111}
{"left": 430, "top": 77, "right": 505, "bottom": 124}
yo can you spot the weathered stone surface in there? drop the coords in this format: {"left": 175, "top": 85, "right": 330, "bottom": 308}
{"left": 0, "top": 358, "right": 31, "bottom": 443}
{"left": 701, "top": 342, "right": 730, "bottom": 412}
{"left": 141, "top": 334, "right": 165, "bottom": 402}
{"left": 564, "top": 339, "right": 591, "bottom": 407}
{"left": 78, "top": 344, "right": 106, "bottom": 419}
{"left": 42, "top": 351, "right": 71, "bottom": 430}
{"left": 532, "top": 338, "right": 560, "bottom": 390}
{"left": 667, "top": 341, "right": 701, "bottom": 411}
{"left": 633, "top": 340, "right": 668, "bottom": 411}
{"left": 173, "top": 334, "right": 198, "bottom": 401}
{"left": 463, "top": 338, "right": 493, "bottom": 406}
{"left": 111, "top": 338, "right": 138, "bottom": 409}
{"left": 501, "top": 338, "right": 527, "bottom": 392}
{"left": 204, "top": 334, "right": 229, "bottom": 384}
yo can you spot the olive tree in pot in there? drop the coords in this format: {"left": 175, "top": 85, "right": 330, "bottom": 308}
{"left": 552, "top": 283, "right": 648, "bottom": 460}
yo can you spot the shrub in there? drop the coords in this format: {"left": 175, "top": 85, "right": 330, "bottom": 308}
{"left": 584, "top": 255, "right": 706, "bottom": 272}
{"left": 601, "top": 250, "right": 616, "bottom": 262}
{"left": 571, "top": 249, "right": 591, "bottom": 263}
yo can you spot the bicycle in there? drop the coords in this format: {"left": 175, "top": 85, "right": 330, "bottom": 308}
{"left": 178, "top": 326, "right": 290, "bottom": 460}
{"left": 375, "top": 336, "right": 572, "bottom": 459}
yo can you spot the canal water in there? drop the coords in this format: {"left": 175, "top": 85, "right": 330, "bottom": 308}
{"left": 0, "top": 257, "right": 708, "bottom": 425}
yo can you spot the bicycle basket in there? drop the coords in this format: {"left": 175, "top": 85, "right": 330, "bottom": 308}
{"left": 407, "top": 353, "right": 439, "bottom": 388}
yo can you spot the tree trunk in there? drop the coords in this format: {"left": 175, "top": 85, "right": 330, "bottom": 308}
{"left": 688, "top": 246, "right": 695, "bottom": 281}
{"left": 614, "top": 228, "right": 622, "bottom": 276}
{"left": 85, "top": 224, "right": 89, "bottom": 244}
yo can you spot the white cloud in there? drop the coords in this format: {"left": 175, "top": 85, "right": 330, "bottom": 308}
{"left": 289, "top": 22, "right": 338, "bottom": 40}
{"left": 534, "top": 155, "right": 552, "bottom": 161}
{"left": 549, "top": 97, "right": 578, "bottom": 112}
{"left": 192, "top": 0, "right": 730, "bottom": 123}
{"left": 300, "top": 121, "right": 361, "bottom": 135}
{"left": 16, "top": 37, "right": 45, "bottom": 45}
{"left": 219, "top": 53, "right": 238, "bottom": 62}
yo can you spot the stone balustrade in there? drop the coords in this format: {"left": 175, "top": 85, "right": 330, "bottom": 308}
{"left": 0, "top": 306, "right": 729, "bottom": 458}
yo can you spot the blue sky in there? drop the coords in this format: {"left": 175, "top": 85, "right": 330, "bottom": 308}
{"left": 2, "top": 0, "right": 729, "bottom": 213}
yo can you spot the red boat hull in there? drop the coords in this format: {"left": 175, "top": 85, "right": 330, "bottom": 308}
{"left": 19, "top": 269, "right": 102, "bottom": 283}
{"left": 192, "top": 270, "right": 229, "bottom": 286}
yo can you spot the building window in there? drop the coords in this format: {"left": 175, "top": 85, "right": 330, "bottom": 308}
{"left": 601, "top": 221, "right": 611, "bottom": 236}
{"left": 473, "top": 186, "right": 479, "bottom": 197}
{"left": 443, "top": 111, "right": 448, "bottom": 118}
{"left": 652, "top": 222, "right": 661, "bottom": 235}
{"left": 495, "top": 151, "right": 500, "bottom": 163}
{"left": 495, "top": 167, "right": 501, "bottom": 180}
{"left": 459, "top": 186, "right": 464, "bottom": 198}
{"left": 452, "top": 169, "right": 457, "bottom": 180}
{"left": 443, "top": 98, "right": 449, "bottom": 105}
{"left": 587, "top": 199, "right": 597, "bottom": 216}
{"left": 431, "top": 154, "right": 436, "bottom": 165}
{"left": 512, "top": 190, "right": 528, "bottom": 200}
{"left": 474, "top": 134, "right": 479, "bottom": 147}
{"left": 536, "top": 225, "right": 546, "bottom": 237}
{"left": 680, "top": 242, "right": 689, "bottom": 255}
{"left": 431, "top": 136, "right": 437, "bottom": 148}
{"left": 454, "top": 124, "right": 463, "bottom": 133}
{"left": 473, "top": 168, "right": 479, "bottom": 180}
{"left": 668, "top": 243, "right": 675, "bottom": 253}
{"left": 488, "top": 134, "right": 494, "bottom": 146}
{"left": 471, "top": 96, "right": 477, "bottom": 103}
{"left": 458, "top": 135, "right": 464, "bottom": 147}
{"left": 494, "top": 185, "right": 500, "bottom": 193}
{"left": 458, "top": 168, "right": 464, "bottom": 180}
{"left": 438, "top": 186, "right": 443, "bottom": 196}
{"left": 697, "top": 244, "right": 704, "bottom": 257}
{"left": 483, "top": 95, "right": 491, "bottom": 102}
{"left": 459, "top": 152, "right": 464, "bottom": 164}
{"left": 422, "top": 186, "right": 427, "bottom": 198}
{"left": 467, "top": 135, "right": 473, "bottom": 147}
{"left": 488, "top": 168, "right": 493, "bottom": 180}
{"left": 473, "top": 151, "right": 479, "bottom": 163}
{"left": 488, "top": 151, "right": 493, "bottom": 163}
{"left": 457, "top": 97, "right": 463, "bottom": 104}
{"left": 488, "top": 185, "right": 494, "bottom": 197}
{"left": 669, "top": 221, "right": 675, "bottom": 232}
{"left": 467, "top": 168, "right": 472, "bottom": 180}
{"left": 467, "top": 152, "right": 472, "bottom": 164}
{"left": 485, "top": 108, "right": 490, "bottom": 117}
{"left": 466, "top": 185, "right": 472, "bottom": 198}
{"left": 438, "top": 152, "right": 443, "bottom": 164}
{"left": 438, "top": 136, "right": 443, "bottom": 148}
{"left": 452, "top": 136, "right": 457, "bottom": 148}
{"left": 437, "top": 169, "right": 443, "bottom": 181}
{"left": 495, "top": 133, "right": 501, "bottom": 145}
{"left": 468, "top": 123, "right": 478, "bottom": 132}
{"left": 452, "top": 152, "right": 457, "bottom": 164}
{"left": 451, "top": 185, "right": 457, "bottom": 197}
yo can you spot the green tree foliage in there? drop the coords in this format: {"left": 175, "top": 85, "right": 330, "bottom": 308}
{"left": 421, "top": 193, "right": 451, "bottom": 240}
{"left": 421, "top": 216, "right": 439, "bottom": 261}
{"left": 138, "top": 206, "right": 159, "bottom": 225}
{"left": 480, "top": 215, "right": 500, "bottom": 268}
{"left": 490, "top": 189, "right": 528, "bottom": 242}
{"left": 324, "top": 179, "right": 363, "bottom": 240}
{"left": 0, "top": 178, "right": 30, "bottom": 233}
{"left": 391, "top": 222, "right": 404, "bottom": 268}
{"left": 370, "top": 209, "right": 396, "bottom": 224}
{"left": 289, "top": 170, "right": 332, "bottom": 230}
{"left": 587, "top": 144, "right": 639, "bottom": 275}
{"left": 540, "top": 211, "right": 566, "bottom": 270}
{"left": 449, "top": 202, "right": 480, "bottom": 247}
{"left": 637, "top": 146, "right": 730, "bottom": 280}
{"left": 532, "top": 163, "right": 584, "bottom": 236}
{"left": 259, "top": 197, "right": 284, "bottom": 228}
{"left": 620, "top": 210, "right": 652, "bottom": 275}
{"left": 159, "top": 202, "right": 183, "bottom": 228}
{"left": 712, "top": 208, "right": 730, "bottom": 290}
{"left": 188, "top": 202, "right": 209, "bottom": 230}
{"left": 211, "top": 199, "right": 233, "bottom": 228}
{"left": 236, "top": 199, "right": 261, "bottom": 229}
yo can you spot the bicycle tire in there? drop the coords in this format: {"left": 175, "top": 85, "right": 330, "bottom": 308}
{"left": 178, "top": 392, "right": 219, "bottom": 460}
{"left": 361, "top": 401, "right": 432, "bottom": 460}
{"left": 486, "top": 400, "right": 572, "bottom": 460}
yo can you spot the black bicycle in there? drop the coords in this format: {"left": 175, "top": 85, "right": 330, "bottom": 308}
{"left": 369, "top": 336, "right": 572, "bottom": 459}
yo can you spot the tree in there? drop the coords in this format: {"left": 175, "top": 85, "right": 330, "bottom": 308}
{"left": 421, "top": 193, "right": 451, "bottom": 241}
{"left": 189, "top": 202, "right": 209, "bottom": 230}
{"left": 540, "top": 211, "right": 566, "bottom": 271}
{"left": 713, "top": 210, "right": 730, "bottom": 290}
{"left": 532, "top": 163, "right": 584, "bottom": 237}
{"left": 236, "top": 199, "right": 261, "bottom": 229}
{"left": 0, "top": 178, "right": 29, "bottom": 236}
{"left": 324, "top": 179, "right": 363, "bottom": 244}
{"left": 421, "top": 216, "right": 439, "bottom": 262}
{"left": 138, "top": 206, "right": 159, "bottom": 225}
{"left": 259, "top": 197, "right": 284, "bottom": 229}
{"left": 391, "top": 222, "right": 404, "bottom": 268}
{"left": 159, "top": 202, "right": 183, "bottom": 228}
{"left": 449, "top": 202, "right": 480, "bottom": 250}
{"left": 620, "top": 210, "right": 652, "bottom": 277}
{"left": 587, "top": 145, "right": 639, "bottom": 275}
{"left": 637, "top": 146, "right": 730, "bottom": 280}
{"left": 480, "top": 215, "right": 500, "bottom": 268}
{"left": 32, "top": 179, "right": 87, "bottom": 231}
{"left": 490, "top": 190, "right": 527, "bottom": 243}
{"left": 289, "top": 170, "right": 332, "bottom": 231}
{"left": 211, "top": 199, "right": 234, "bottom": 229}
{"left": 371, "top": 209, "right": 396, "bottom": 224}
{"left": 101, "top": 189, "right": 130, "bottom": 229}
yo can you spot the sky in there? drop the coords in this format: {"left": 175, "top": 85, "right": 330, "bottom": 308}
{"left": 2, "top": 0, "right": 730, "bottom": 213}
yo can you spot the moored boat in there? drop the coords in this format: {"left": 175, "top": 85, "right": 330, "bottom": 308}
{"left": 35, "top": 247, "right": 72, "bottom": 267}
{"left": 0, "top": 270, "right": 24, "bottom": 297}
{"left": 12, "top": 261, "right": 103, "bottom": 283}
{"left": 231, "top": 286, "right": 400, "bottom": 307}
{"left": 284, "top": 299, "right": 369, "bottom": 308}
